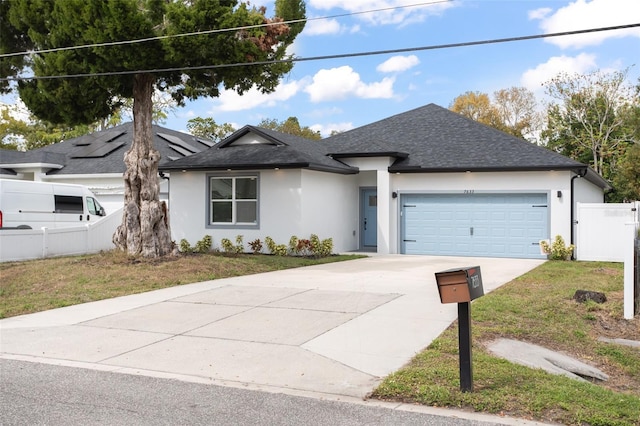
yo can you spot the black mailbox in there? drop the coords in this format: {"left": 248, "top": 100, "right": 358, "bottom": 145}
{"left": 435, "top": 266, "right": 484, "bottom": 304}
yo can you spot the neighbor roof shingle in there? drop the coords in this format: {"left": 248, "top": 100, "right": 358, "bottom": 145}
{"left": 0, "top": 122, "right": 215, "bottom": 176}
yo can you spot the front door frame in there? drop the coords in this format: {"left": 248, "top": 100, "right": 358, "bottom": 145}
{"left": 360, "top": 187, "right": 378, "bottom": 250}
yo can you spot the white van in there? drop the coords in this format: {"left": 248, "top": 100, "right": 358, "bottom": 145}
{"left": 0, "top": 179, "right": 106, "bottom": 230}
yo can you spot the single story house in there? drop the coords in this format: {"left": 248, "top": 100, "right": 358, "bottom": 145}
{"left": 0, "top": 122, "right": 214, "bottom": 213}
{"left": 160, "top": 103, "right": 610, "bottom": 259}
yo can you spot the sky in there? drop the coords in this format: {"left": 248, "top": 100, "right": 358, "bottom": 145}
{"left": 3, "top": 0, "right": 640, "bottom": 138}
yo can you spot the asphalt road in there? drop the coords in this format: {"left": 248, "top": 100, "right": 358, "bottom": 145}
{"left": 1, "top": 359, "right": 510, "bottom": 426}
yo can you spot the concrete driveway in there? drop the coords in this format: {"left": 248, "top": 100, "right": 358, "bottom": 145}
{"left": 0, "top": 255, "right": 544, "bottom": 399}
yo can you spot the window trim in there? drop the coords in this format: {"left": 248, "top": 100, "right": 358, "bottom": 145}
{"left": 206, "top": 173, "right": 260, "bottom": 229}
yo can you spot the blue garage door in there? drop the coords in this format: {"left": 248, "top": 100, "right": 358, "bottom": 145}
{"left": 401, "top": 193, "right": 548, "bottom": 259}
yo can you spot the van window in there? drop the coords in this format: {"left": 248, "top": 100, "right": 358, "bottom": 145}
{"left": 86, "top": 197, "right": 101, "bottom": 215}
{"left": 54, "top": 195, "right": 83, "bottom": 214}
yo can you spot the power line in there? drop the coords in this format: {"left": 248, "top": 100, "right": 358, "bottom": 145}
{"left": 1, "top": 23, "right": 637, "bottom": 83}
{"left": 0, "top": 1, "right": 451, "bottom": 59}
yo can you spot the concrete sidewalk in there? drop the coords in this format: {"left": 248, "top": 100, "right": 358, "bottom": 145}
{"left": 1, "top": 255, "right": 543, "bottom": 401}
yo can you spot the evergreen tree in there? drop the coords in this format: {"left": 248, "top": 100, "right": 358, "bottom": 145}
{"left": 1, "top": 0, "right": 306, "bottom": 257}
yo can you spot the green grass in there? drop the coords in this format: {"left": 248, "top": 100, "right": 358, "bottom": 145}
{"left": 0, "top": 250, "right": 365, "bottom": 319}
{"left": 371, "top": 261, "right": 640, "bottom": 426}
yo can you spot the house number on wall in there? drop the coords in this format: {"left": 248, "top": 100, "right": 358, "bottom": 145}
{"left": 464, "top": 190, "right": 475, "bottom": 194}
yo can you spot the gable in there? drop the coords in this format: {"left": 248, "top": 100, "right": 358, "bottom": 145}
{"left": 160, "top": 126, "right": 357, "bottom": 175}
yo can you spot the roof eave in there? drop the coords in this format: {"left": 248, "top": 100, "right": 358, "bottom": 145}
{"left": 330, "top": 151, "right": 409, "bottom": 159}
{"left": 160, "top": 162, "right": 358, "bottom": 175}
{"left": 1, "top": 162, "right": 65, "bottom": 170}
{"left": 583, "top": 168, "right": 613, "bottom": 191}
{"left": 388, "top": 165, "right": 584, "bottom": 173}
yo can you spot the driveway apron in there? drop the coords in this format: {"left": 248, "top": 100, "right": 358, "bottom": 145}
{"left": 0, "top": 255, "right": 544, "bottom": 399}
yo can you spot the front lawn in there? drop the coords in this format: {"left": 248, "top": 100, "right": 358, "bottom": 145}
{"left": 371, "top": 261, "right": 640, "bottom": 426}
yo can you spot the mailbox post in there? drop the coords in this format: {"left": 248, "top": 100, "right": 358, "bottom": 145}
{"left": 434, "top": 266, "right": 484, "bottom": 392}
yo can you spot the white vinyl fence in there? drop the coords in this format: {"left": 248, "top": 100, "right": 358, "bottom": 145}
{"left": 576, "top": 202, "right": 639, "bottom": 262}
{"left": 0, "top": 208, "right": 123, "bottom": 262}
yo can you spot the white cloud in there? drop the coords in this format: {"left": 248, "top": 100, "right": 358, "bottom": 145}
{"left": 305, "top": 18, "right": 343, "bottom": 35}
{"left": 311, "top": 122, "right": 354, "bottom": 137}
{"left": 377, "top": 55, "right": 420, "bottom": 73}
{"left": 210, "top": 79, "right": 305, "bottom": 112}
{"left": 308, "top": 0, "right": 456, "bottom": 26}
{"left": 307, "top": 106, "right": 344, "bottom": 119}
{"left": 304, "top": 66, "right": 395, "bottom": 102}
{"left": 528, "top": 7, "right": 551, "bottom": 20}
{"left": 530, "top": 0, "right": 640, "bottom": 49}
{"left": 521, "top": 53, "right": 598, "bottom": 91}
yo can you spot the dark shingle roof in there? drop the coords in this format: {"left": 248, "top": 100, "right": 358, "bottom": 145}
{"left": 159, "top": 125, "right": 358, "bottom": 174}
{"left": 2, "top": 105, "right": 609, "bottom": 190}
{"left": 0, "top": 122, "right": 215, "bottom": 175}
{"left": 323, "top": 103, "right": 585, "bottom": 172}
{"left": 159, "top": 103, "right": 610, "bottom": 189}
{"left": 0, "top": 148, "right": 67, "bottom": 175}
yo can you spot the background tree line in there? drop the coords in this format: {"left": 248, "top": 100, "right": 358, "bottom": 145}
{"left": 449, "top": 69, "right": 639, "bottom": 202}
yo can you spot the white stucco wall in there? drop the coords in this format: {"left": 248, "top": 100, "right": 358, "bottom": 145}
{"left": 168, "top": 168, "right": 605, "bottom": 257}
{"left": 339, "top": 157, "right": 395, "bottom": 254}
{"left": 300, "top": 170, "right": 359, "bottom": 253}
{"left": 168, "top": 169, "right": 357, "bottom": 254}
{"left": 574, "top": 175, "right": 605, "bottom": 204}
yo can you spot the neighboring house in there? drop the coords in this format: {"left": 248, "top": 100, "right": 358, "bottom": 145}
{"left": 0, "top": 122, "right": 214, "bottom": 213}
{"left": 160, "top": 103, "right": 610, "bottom": 259}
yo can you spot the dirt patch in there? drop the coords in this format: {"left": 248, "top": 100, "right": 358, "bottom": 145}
{"left": 587, "top": 290, "right": 640, "bottom": 341}
{"left": 593, "top": 267, "right": 621, "bottom": 276}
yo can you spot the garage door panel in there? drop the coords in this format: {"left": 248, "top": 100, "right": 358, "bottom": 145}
{"left": 401, "top": 193, "right": 548, "bottom": 259}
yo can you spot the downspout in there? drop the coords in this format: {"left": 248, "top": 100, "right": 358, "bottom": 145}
{"left": 570, "top": 168, "right": 588, "bottom": 260}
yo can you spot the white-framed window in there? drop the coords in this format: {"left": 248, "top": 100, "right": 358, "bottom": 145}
{"left": 208, "top": 175, "right": 258, "bottom": 226}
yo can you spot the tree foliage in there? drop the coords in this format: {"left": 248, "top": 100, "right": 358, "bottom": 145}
{"left": 542, "top": 69, "right": 638, "bottom": 201}
{"left": 493, "top": 87, "right": 541, "bottom": 141}
{"left": 450, "top": 91, "right": 500, "bottom": 126}
{"left": 0, "top": 104, "right": 93, "bottom": 150}
{"left": 449, "top": 88, "right": 540, "bottom": 141}
{"left": 257, "top": 116, "right": 321, "bottom": 140}
{"left": 187, "top": 117, "right": 236, "bottom": 143}
{"left": 1, "top": 0, "right": 306, "bottom": 257}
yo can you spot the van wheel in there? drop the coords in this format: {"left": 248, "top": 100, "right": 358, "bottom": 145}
{"left": 17, "top": 225, "right": 32, "bottom": 230}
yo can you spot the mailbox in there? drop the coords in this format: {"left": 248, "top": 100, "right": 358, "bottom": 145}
{"left": 435, "top": 266, "right": 484, "bottom": 304}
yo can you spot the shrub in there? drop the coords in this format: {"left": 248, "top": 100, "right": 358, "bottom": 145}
{"left": 288, "top": 236, "right": 299, "bottom": 254}
{"left": 309, "top": 234, "right": 321, "bottom": 255}
{"left": 264, "top": 236, "right": 286, "bottom": 256}
{"left": 273, "top": 244, "right": 287, "bottom": 256}
{"left": 540, "top": 235, "right": 574, "bottom": 260}
{"left": 318, "top": 237, "right": 333, "bottom": 257}
{"left": 307, "top": 234, "right": 333, "bottom": 258}
{"left": 194, "top": 235, "right": 212, "bottom": 253}
{"left": 220, "top": 238, "right": 235, "bottom": 254}
{"left": 265, "top": 236, "right": 276, "bottom": 253}
{"left": 248, "top": 239, "right": 263, "bottom": 255}
{"left": 296, "top": 239, "right": 312, "bottom": 256}
{"left": 234, "top": 235, "right": 245, "bottom": 254}
{"left": 179, "top": 239, "right": 192, "bottom": 253}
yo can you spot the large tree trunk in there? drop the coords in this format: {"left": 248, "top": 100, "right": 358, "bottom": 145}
{"left": 113, "top": 74, "right": 175, "bottom": 257}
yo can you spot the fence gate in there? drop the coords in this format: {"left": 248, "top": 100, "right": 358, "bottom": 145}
{"left": 576, "top": 202, "right": 639, "bottom": 262}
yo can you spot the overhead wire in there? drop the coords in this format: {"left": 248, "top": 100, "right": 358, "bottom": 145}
{"left": 1, "top": 23, "right": 638, "bottom": 83}
{"left": 0, "top": 0, "right": 451, "bottom": 58}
